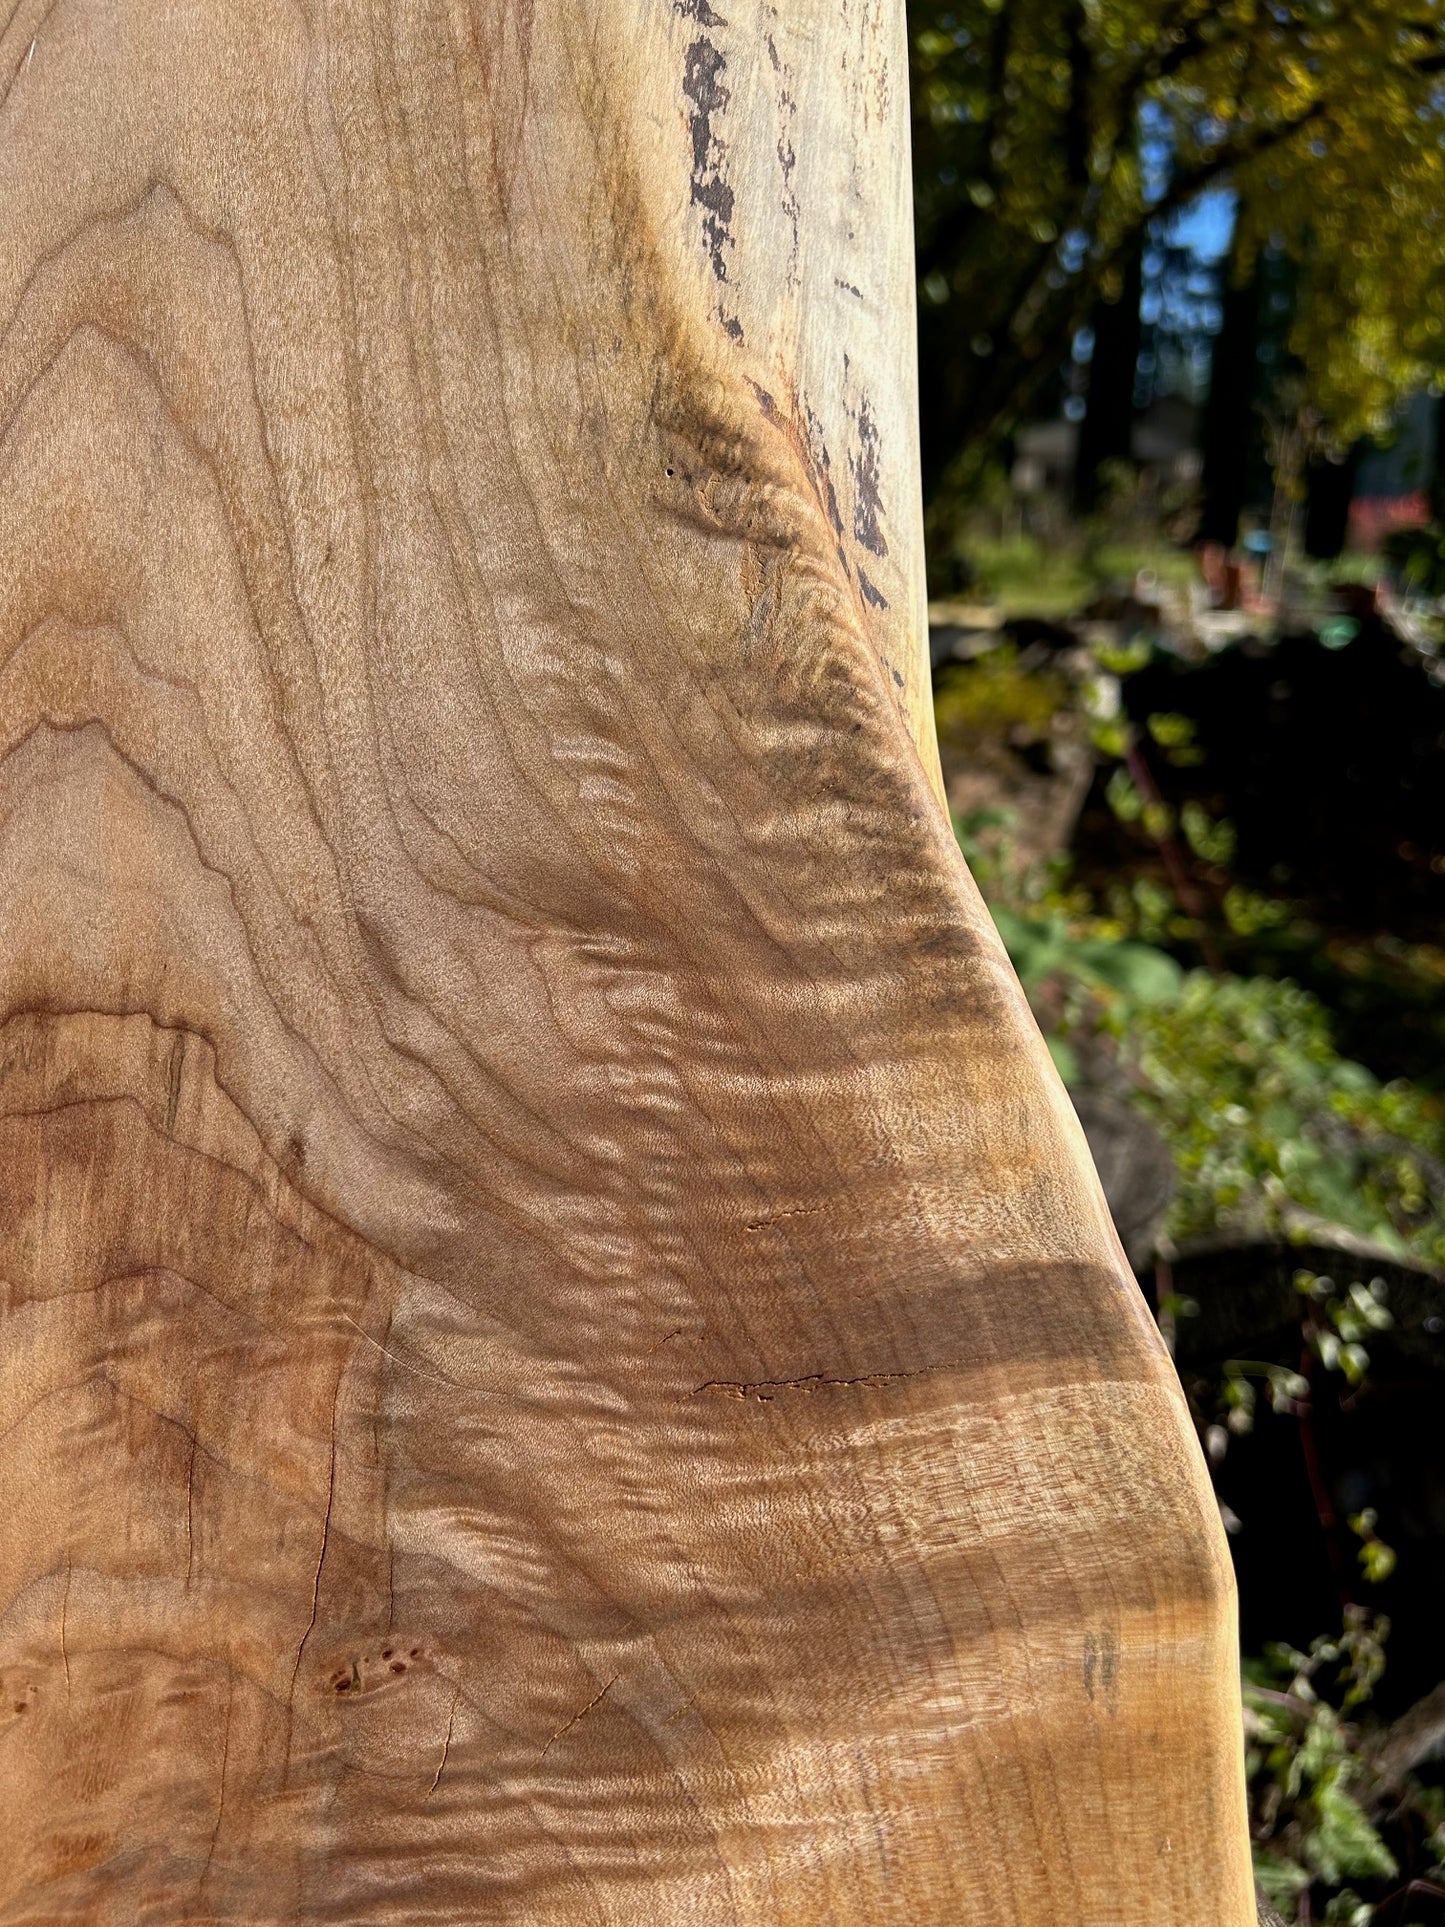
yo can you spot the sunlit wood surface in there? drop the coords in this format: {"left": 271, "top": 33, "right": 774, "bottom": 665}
{"left": 0, "top": 2, "right": 1251, "bottom": 1920}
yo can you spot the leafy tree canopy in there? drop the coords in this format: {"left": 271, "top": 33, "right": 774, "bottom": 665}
{"left": 911, "top": 0, "right": 1445, "bottom": 490}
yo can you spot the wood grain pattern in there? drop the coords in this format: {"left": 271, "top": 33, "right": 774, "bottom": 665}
{"left": 0, "top": 2, "right": 1252, "bottom": 1919}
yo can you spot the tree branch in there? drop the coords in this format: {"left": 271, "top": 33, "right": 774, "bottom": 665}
{"left": 1144, "top": 97, "right": 1328, "bottom": 232}
{"left": 1064, "top": 1, "right": 1093, "bottom": 191}
{"left": 981, "top": 2, "right": 1019, "bottom": 190}
{"left": 1367, "top": 1681, "right": 1445, "bottom": 1789}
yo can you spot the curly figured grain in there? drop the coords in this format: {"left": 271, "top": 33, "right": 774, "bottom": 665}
{"left": 0, "top": 2, "right": 1252, "bottom": 1922}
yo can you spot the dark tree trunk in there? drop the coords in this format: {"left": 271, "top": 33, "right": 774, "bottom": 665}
{"left": 1305, "top": 448, "right": 1360, "bottom": 561}
{"left": 1074, "top": 242, "right": 1145, "bottom": 515}
{"left": 1199, "top": 260, "right": 1260, "bottom": 548}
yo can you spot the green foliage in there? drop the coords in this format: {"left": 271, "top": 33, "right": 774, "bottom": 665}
{"left": 1104, "top": 764, "right": 1144, "bottom": 822}
{"left": 1103, "top": 973, "right": 1445, "bottom": 1266}
{"left": 1147, "top": 712, "right": 1207, "bottom": 768}
{"left": 1384, "top": 523, "right": 1445, "bottom": 600}
{"left": 1180, "top": 799, "right": 1235, "bottom": 865}
{"left": 1348, "top": 1510, "right": 1399, "bottom": 1588}
{"left": 949, "top": 805, "right": 1026, "bottom": 906}
{"left": 927, "top": 495, "right": 1199, "bottom": 618}
{"left": 911, "top": 0, "right": 1445, "bottom": 474}
{"left": 942, "top": 531, "right": 1098, "bottom": 617}
{"left": 974, "top": 856, "right": 1445, "bottom": 1264}
{"left": 942, "top": 631, "right": 1445, "bottom": 1268}
{"left": 1223, "top": 884, "right": 1294, "bottom": 938}
{"left": 1092, "top": 633, "right": 1154, "bottom": 677}
{"left": 1310, "top": 1781, "right": 1398, "bottom": 1889}
{"left": 934, "top": 644, "right": 1069, "bottom": 743}
{"left": 1216, "top": 1357, "right": 1310, "bottom": 1433}
{"left": 1103, "top": 872, "right": 1192, "bottom": 946}
{"left": 1320, "top": 1896, "right": 1374, "bottom": 1927}
{"left": 1294, "top": 1269, "right": 1395, "bottom": 1385}
{"left": 1244, "top": 1612, "right": 1411, "bottom": 1923}
{"left": 993, "top": 905, "right": 1184, "bottom": 1007}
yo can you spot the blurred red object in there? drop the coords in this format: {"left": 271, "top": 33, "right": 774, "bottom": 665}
{"left": 1349, "top": 491, "right": 1431, "bottom": 549}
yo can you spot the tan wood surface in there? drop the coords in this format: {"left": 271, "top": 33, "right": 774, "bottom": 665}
{"left": 0, "top": 1, "right": 1252, "bottom": 1919}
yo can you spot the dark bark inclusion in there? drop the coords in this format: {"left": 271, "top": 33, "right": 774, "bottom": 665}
{"left": 682, "top": 37, "right": 735, "bottom": 283}
{"left": 851, "top": 396, "right": 889, "bottom": 558}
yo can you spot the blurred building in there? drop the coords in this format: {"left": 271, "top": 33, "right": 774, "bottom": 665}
{"left": 1347, "top": 389, "right": 1437, "bottom": 549}
{"left": 1012, "top": 392, "right": 1203, "bottom": 500}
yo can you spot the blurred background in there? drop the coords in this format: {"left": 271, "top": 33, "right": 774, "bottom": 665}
{"left": 907, "top": 5, "right": 1445, "bottom": 1919}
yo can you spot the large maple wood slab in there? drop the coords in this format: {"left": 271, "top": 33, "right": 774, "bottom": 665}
{"left": 0, "top": 1, "right": 1252, "bottom": 1920}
